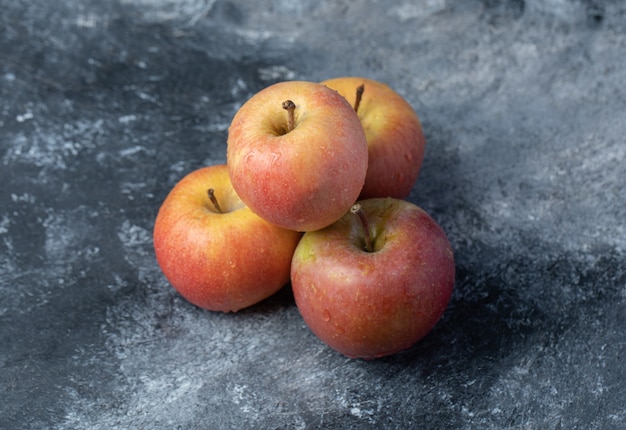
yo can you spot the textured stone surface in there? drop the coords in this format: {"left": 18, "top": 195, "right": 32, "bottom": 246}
{"left": 1, "top": 0, "right": 625, "bottom": 428}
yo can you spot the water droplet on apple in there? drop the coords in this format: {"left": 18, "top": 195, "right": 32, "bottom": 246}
{"left": 404, "top": 288, "right": 420, "bottom": 299}
{"left": 323, "top": 309, "right": 331, "bottom": 322}
{"left": 405, "top": 152, "right": 413, "bottom": 162}
{"left": 228, "top": 260, "right": 237, "bottom": 268}
{"left": 270, "top": 151, "right": 281, "bottom": 165}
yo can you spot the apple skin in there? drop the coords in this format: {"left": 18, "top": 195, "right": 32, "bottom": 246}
{"left": 291, "top": 197, "right": 454, "bottom": 359}
{"left": 153, "top": 164, "right": 302, "bottom": 312}
{"left": 321, "top": 77, "right": 426, "bottom": 200}
{"left": 227, "top": 80, "right": 368, "bottom": 232}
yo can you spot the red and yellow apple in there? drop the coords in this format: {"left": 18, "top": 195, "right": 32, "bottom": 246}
{"left": 291, "top": 197, "right": 455, "bottom": 359}
{"left": 321, "top": 77, "right": 426, "bottom": 199}
{"left": 227, "top": 80, "right": 368, "bottom": 232}
{"left": 153, "top": 164, "right": 302, "bottom": 312}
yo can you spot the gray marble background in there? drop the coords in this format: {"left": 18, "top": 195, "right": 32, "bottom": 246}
{"left": 1, "top": 0, "right": 624, "bottom": 428}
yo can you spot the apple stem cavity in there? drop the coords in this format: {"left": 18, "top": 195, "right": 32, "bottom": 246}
{"left": 351, "top": 204, "right": 373, "bottom": 252}
{"left": 282, "top": 99, "right": 296, "bottom": 132}
{"left": 354, "top": 84, "right": 365, "bottom": 113}
{"left": 207, "top": 188, "right": 223, "bottom": 213}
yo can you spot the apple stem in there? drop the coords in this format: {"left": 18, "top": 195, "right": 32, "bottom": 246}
{"left": 354, "top": 84, "right": 365, "bottom": 113}
{"left": 282, "top": 100, "right": 296, "bottom": 132}
{"left": 351, "top": 204, "right": 373, "bottom": 252}
{"left": 207, "top": 188, "right": 223, "bottom": 213}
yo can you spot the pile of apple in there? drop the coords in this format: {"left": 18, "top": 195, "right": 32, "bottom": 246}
{"left": 153, "top": 77, "right": 455, "bottom": 359}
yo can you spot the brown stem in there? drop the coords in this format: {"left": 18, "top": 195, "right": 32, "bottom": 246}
{"left": 207, "top": 188, "right": 223, "bottom": 213}
{"left": 354, "top": 84, "right": 365, "bottom": 113}
{"left": 282, "top": 100, "right": 296, "bottom": 132}
{"left": 351, "top": 204, "right": 373, "bottom": 252}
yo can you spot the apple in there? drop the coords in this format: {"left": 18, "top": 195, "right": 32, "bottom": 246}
{"left": 291, "top": 197, "right": 455, "bottom": 359}
{"left": 321, "top": 77, "right": 426, "bottom": 199}
{"left": 153, "top": 164, "right": 302, "bottom": 312}
{"left": 227, "top": 80, "right": 368, "bottom": 232}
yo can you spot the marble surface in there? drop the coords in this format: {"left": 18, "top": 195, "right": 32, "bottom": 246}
{"left": 1, "top": 0, "right": 625, "bottom": 428}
